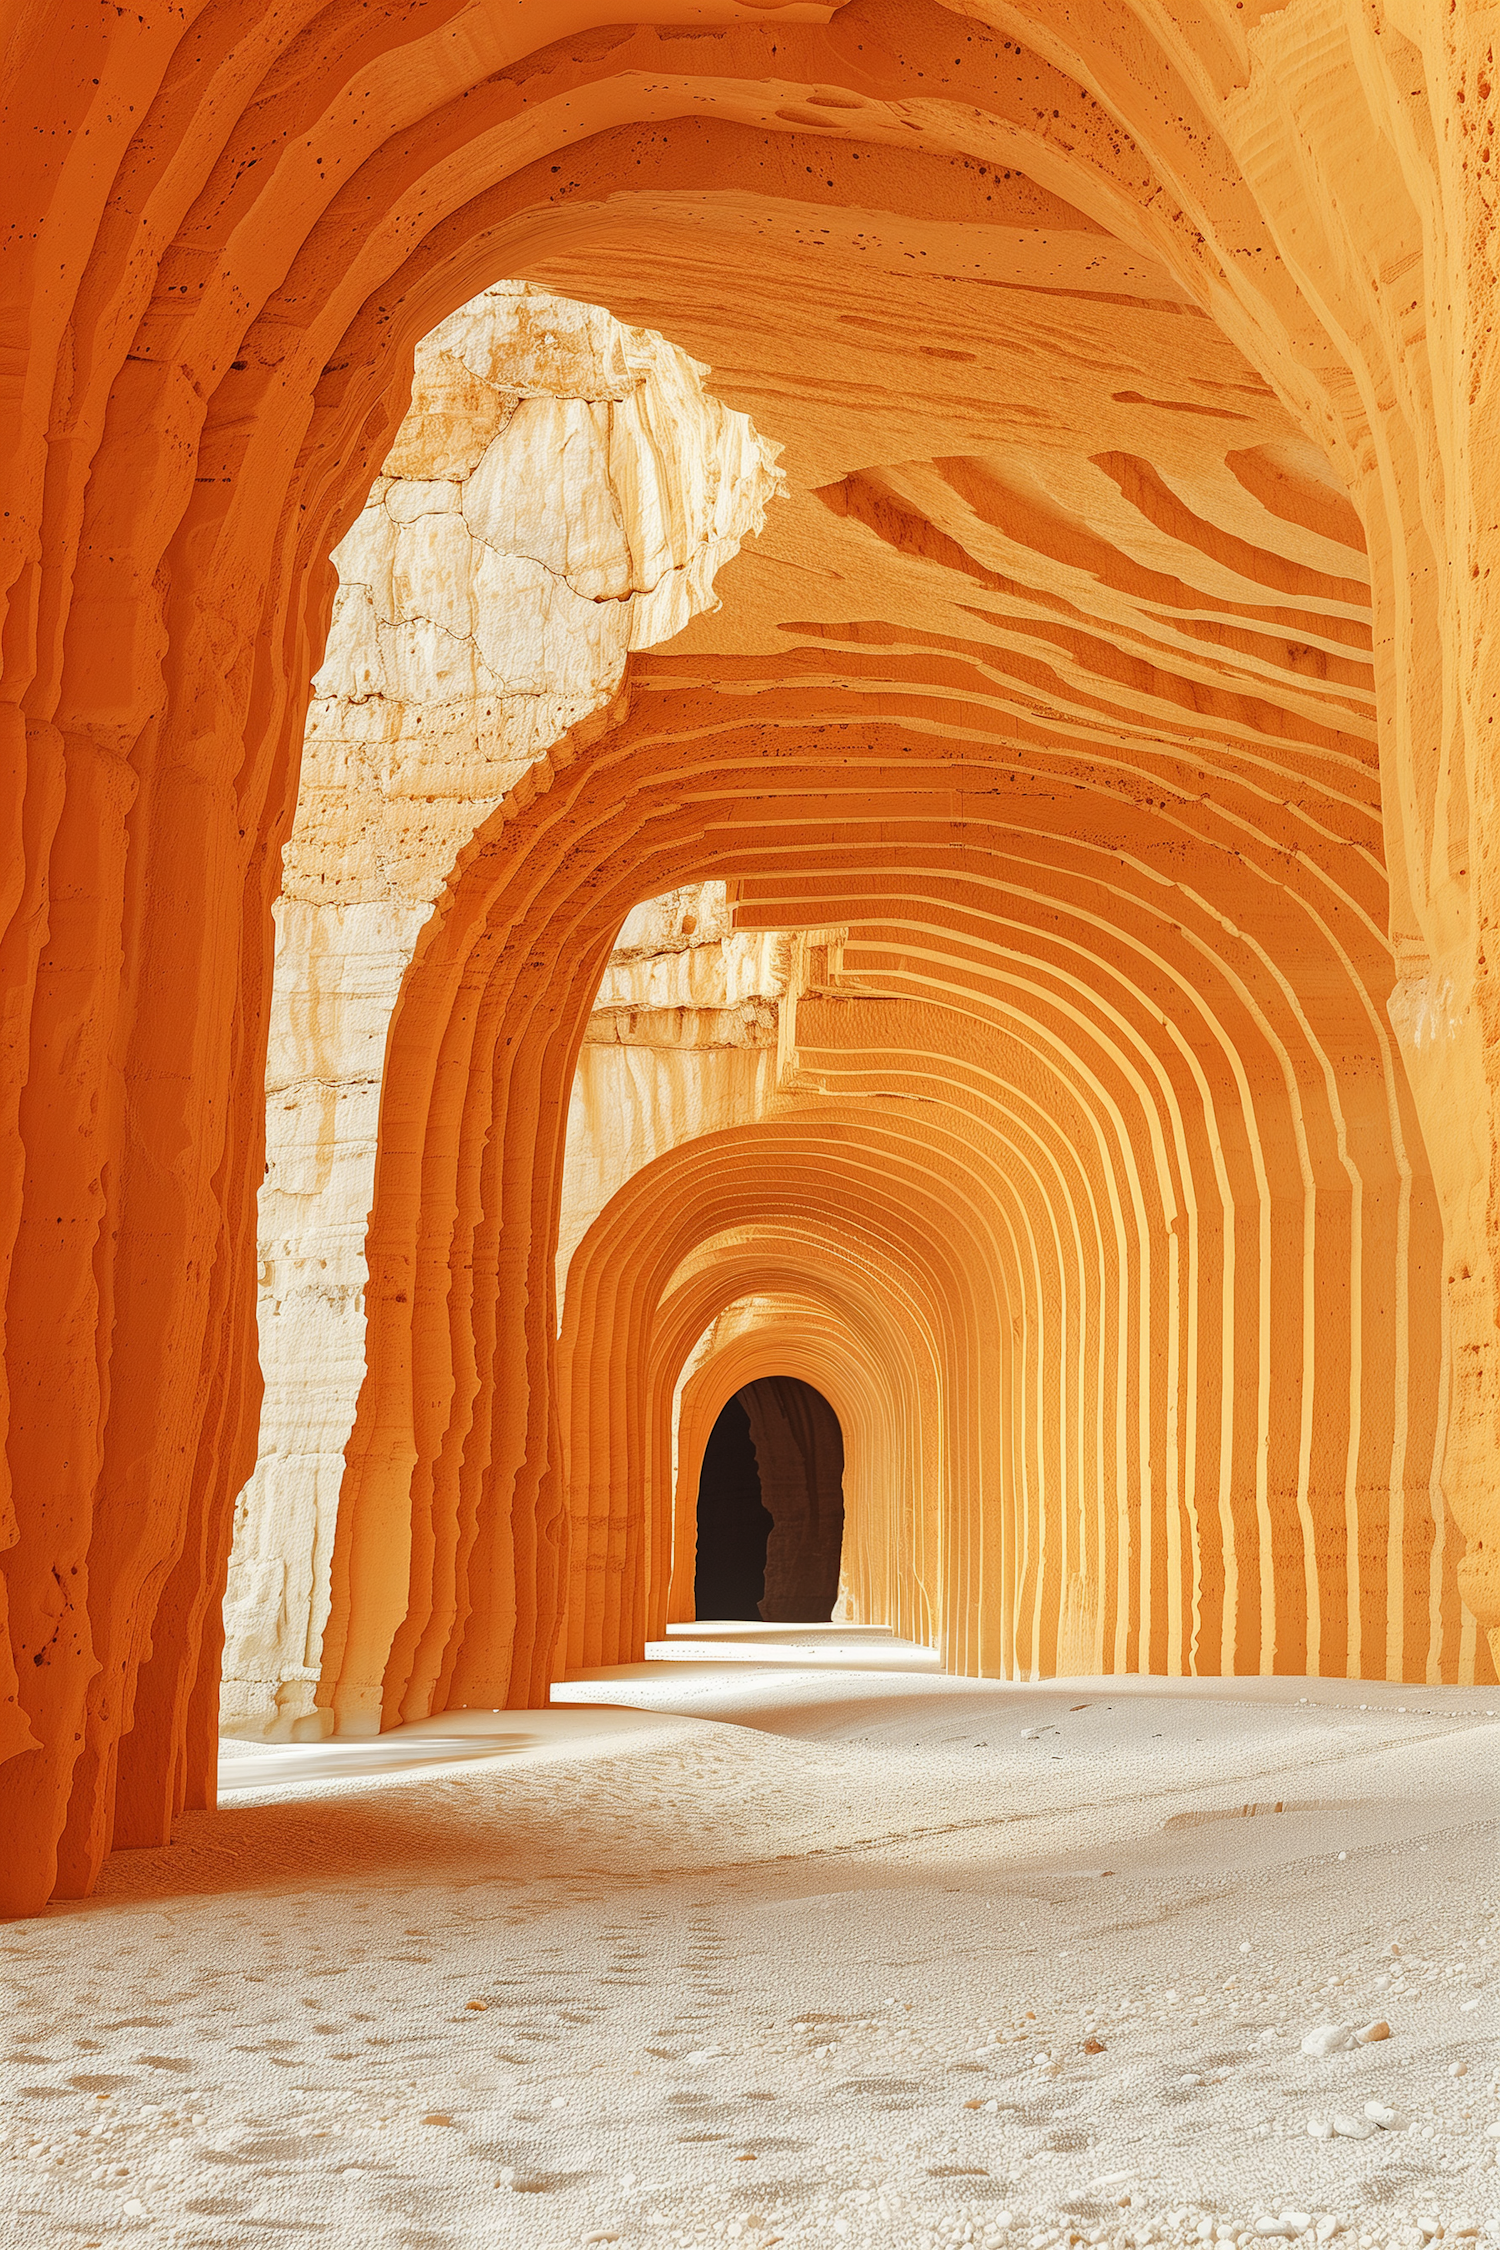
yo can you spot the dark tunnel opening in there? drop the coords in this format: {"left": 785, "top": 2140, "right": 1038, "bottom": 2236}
{"left": 694, "top": 1377, "right": 845, "bottom": 1623}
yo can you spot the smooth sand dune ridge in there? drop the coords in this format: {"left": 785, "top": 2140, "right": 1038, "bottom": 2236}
{"left": 217, "top": 1707, "right": 700, "bottom": 1797}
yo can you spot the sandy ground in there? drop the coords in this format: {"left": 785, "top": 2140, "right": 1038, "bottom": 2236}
{"left": 2, "top": 1627, "right": 1497, "bottom": 2250}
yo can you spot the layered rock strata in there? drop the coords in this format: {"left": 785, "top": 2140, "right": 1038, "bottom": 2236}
{"left": 542, "top": 240, "right": 1480, "bottom": 1690}
{"left": 556, "top": 884, "right": 801, "bottom": 1311}
{"left": 5, "top": 0, "right": 1500, "bottom": 1914}
{"left": 220, "top": 288, "right": 779, "bottom": 1737}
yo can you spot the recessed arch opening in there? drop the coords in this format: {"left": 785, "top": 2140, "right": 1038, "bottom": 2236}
{"left": 693, "top": 1375, "right": 846, "bottom": 1626}
{"left": 693, "top": 1390, "right": 768, "bottom": 1623}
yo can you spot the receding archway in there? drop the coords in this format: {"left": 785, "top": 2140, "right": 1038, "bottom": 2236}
{"left": 694, "top": 1378, "right": 846, "bottom": 1624}
{"left": 10, "top": 0, "right": 1500, "bottom": 1922}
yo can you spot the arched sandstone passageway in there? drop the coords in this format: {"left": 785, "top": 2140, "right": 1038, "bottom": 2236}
{"left": 5, "top": 0, "right": 1500, "bottom": 1916}
{"left": 666, "top": 1284, "right": 920, "bottom": 1644}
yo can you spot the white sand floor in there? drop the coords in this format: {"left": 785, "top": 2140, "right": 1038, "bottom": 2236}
{"left": 3, "top": 1626, "right": 1498, "bottom": 2250}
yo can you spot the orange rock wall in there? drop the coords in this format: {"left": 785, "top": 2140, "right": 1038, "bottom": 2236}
{"left": 4, "top": 0, "right": 1500, "bottom": 1913}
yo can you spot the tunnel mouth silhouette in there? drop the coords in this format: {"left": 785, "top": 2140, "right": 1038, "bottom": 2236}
{"left": 694, "top": 1377, "right": 846, "bottom": 1624}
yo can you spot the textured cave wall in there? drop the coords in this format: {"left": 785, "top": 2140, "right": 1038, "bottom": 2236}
{"left": 7, "top": 0, "right": 1500, "bottom": 1914}
{"left": 739, "top": 1377, "right": 846, "bottom": 1624}
{"left": 220, "top": 286, "right": 781, "bottom": 1739}
{"left": 541, "top": 240, "right": 1478, "bottom": 1691}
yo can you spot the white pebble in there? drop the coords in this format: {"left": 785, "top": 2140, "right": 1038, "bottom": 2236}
{"left": 1280, "top": 2218, "right": 1312, "bottom": 2236}
{"left": 1253, "top": 2221, "right": 1295, "bottom": 2239}
{"left": 1451, "top": 2061, "right": 1469, "bottom": 2078}
{"left": 1363, "top": 2101, "right": 1401, "bottom": 2128}
{"left": 1331, "top": 2114, "right": 1376, "bottom": 2139}
{"left": 1301, "top": 2024, "right": 1351, "bottom": 2057}
{"left": 1353, "top": 2020, "right": 1390, "bottom": 2044}
{"left": 1306, "top": 2117, "right": 1333, "bottom": 2140}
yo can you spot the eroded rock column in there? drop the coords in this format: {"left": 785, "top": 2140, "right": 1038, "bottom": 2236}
{"left": 221, "top": 286, "right": 780, "bottom": 1737}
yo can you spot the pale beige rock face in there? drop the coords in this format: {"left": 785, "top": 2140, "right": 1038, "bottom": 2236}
{"left": 221, "top": 288, "right": 781, "bottom": 1738}
{"left": 556, "top": 883, "right": 806, "bottom": 1306}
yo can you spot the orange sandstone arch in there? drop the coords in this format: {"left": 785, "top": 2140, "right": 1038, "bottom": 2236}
{"left": 666, "top": 1291, "right": 908, "bottom": 1634}
{"left": 3, "top": 0, "right": 1500, "bottom": 1914}
{"left": 564, "top": 1181, "right": 960, "bottom": 1672}
{"left": 311, "top": 660, "right": 1469, "bottom": 1720}
{"left": 662, "top": 1259, "right": 937, "bottom": 1630}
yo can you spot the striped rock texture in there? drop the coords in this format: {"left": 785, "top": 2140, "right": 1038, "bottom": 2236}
{"left": 2, "top": 0, "right": 1500, "bottom": 1913}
